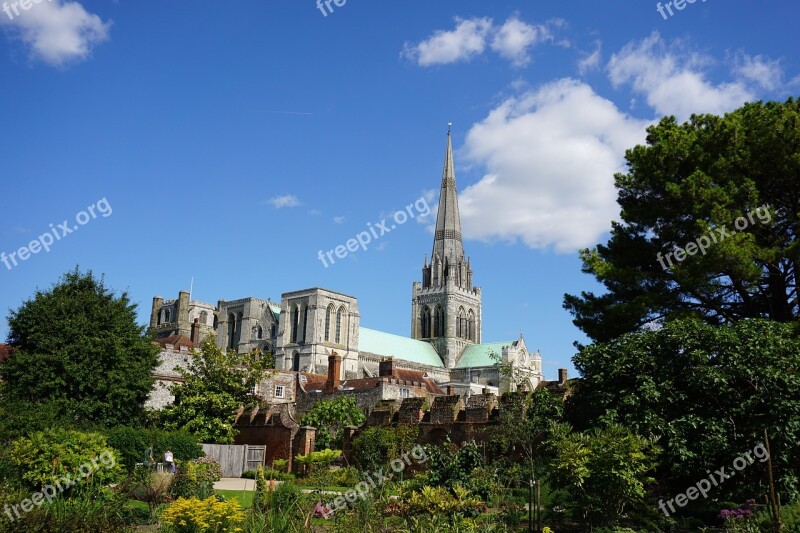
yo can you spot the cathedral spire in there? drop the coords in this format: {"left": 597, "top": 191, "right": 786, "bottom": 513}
{"left": 432, "top": 128, "right": 465, "bottom": 262}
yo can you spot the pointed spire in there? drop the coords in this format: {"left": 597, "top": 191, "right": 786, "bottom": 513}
{"left": 432, "top": 127, "right": 465, "bottom": 263}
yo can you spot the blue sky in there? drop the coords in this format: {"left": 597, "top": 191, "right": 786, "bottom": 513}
{"left": 0, "top": 0, "right": 798, "bottom": 379}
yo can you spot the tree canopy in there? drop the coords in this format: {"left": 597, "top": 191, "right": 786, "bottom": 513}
{"left": 566, "top": 318, "right": 800, "bottom": 501}
{"left": 1, "top": 268, "right": 159, "bottom": 426}
{"left": 564, "top": 98, "right": 800, "bottom": 343}
{"left": 161, "top": 340, "right": 272, "bottom": 444}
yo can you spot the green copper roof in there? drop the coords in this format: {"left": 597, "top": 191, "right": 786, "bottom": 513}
{"left": 358, "top": 327, "right": 444, "bottom": 368}
{"left": 455, "top": 341, "right": 515, "bottom": 368}
{"left": 270, "top": 304, "right": 281, "bottom": 320}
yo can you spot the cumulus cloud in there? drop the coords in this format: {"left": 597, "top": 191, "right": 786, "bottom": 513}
{"left": 459, "top": 79, "right": 650, "bottom": 253}
{"left": 264, "top": 195, "right": 301, "bottom": 209}
{"left": 0, "top": 0, "right": 111, "bottom": 67}
{"left": 732, "top": 53, "right": 784, "bottom": 91}
{"left": 607, "top": 32, "right": 754, "bottom": 120}
{"left": 490, "top": 17, "right": 554, "bottom": 67}
{"left": 403, "top": 16, "right": 560, "bottom": 67}
{"left": 402, "top": 17, "right": 492, "bottom": 67}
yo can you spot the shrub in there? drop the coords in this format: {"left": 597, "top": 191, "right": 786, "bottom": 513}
{"left": 350, "top": 425, "right": 419, "bottom": 472}
{"left": 262, "top": 468, "right": 295, "bottom": 481}
{"left": 271, "top": 480, "right": 302, "bottom": 510}
{"left": 170, "top": 457, "right": 222, "bottom": 500}
{"left": 160, "top": 496, "right": 244, "bottom": 533}
{"left": 106, "top": 426, "right": 203, "bottom": 470}
{"left": 9, "top": 429, "right": 122, "bottom": 492}
{"left": 387, "top": 484, "right": 485, "bottom": 518}
{"left": 122, "top": 466, "right": 173, "bottom": 521}
{"left": 241, "top": 470, "right": 256, "bottom": 479}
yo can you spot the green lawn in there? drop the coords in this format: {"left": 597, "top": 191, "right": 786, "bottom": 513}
{"left": 216, "top": 489, "right": 254, "bottom": 507}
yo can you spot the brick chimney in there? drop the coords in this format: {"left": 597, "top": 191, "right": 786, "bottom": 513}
{"left": 191, "top": 318, "right": 200, "bottom": 346}
{"left": 379, "top": 358, "right": 396, "bottom": 377}
{"left": 558, "top": 368, "right": 568, "bottom": 384}
{"left": 325, "top": 352, "right": 342, "bottom": 394}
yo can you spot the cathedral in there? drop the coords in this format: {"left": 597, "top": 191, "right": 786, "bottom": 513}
{"left": 149, "top": 130, "right": 544, "bottom": 399}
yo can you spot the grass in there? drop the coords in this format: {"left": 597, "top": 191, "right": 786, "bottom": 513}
{"left": 216, "top": 489, "right": 255, "bottom": 507}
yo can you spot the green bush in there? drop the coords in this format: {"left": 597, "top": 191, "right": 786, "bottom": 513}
{"left": 242, "top": 470, "right": 256, "bottom": 479}
{"left": 169, "top": 456, "right": 222, "bottom": 500}
{"left": 350, "top": 425, "right": 419, "bottom": 472}
{"left": 106, "top": 426, "right": 203, "bottom": 470}
{"left": 262, "top": 468, "right": 295, "bottom": 481}
{"left": 271, "top": 480, "right": 302, "bottom": 510}
{"left": 9, "top": 429, "right": 122, "bottom": 492}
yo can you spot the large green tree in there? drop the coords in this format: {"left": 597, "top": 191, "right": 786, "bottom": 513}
{"left": 1, "top": 268, "right": 159, "bottom": 426}
{"left": 567, "top": 318, "right": 800, "bottom": 501}
{"left": 299, "top": 395, "right": 366, "bottom": 450}
{"left": 564, "top": 98, "right": 800, "bottom": 343}
{"left": 162, "top": 340, "right": 272, "bottom": 444}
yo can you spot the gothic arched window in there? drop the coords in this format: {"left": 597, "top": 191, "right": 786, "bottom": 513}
{"left": 421, "top": 306, "right": 432, "bottom": 338}
{"left": 228, "top": 313, "right": 236, "bottom": 349}
{"left": 291, "top": 305, "right": 299, "bottom": 343}
{"left": 325, "top": 305, "right": 334, "bottom": 341}
{"left": 335, "top": 306, "right": 345, "bottom": 344}
{"left": 467, "top": 309, "right": 475, "bottom": 341}
{"left": 457, "top": 307, "right": 465, "bottom": 338}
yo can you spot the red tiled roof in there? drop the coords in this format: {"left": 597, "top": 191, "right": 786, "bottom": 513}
{"left": 299, "top": 373, "right": 327, "bottom": 392}
{"left": 300, "top": 368, "right": 444, "bottom": 395}
{"left": 153, "top": 335, "right": 195, "bottom": 350}
{"left": 0, "top": 344, "right": 13, "bottom": 363}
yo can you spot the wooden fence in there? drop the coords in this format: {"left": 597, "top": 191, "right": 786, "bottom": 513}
{"left": 201, "top": 444, "right": 266, "bottom": 478}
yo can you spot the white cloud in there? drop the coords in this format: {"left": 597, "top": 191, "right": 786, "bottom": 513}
{"left": 402, "top": 17, "right": 492, "bottom": 67}
{"left": 264, "top": 195, "right": 301, "bottom": 209}
{"left": 578, "top": 41, "right": 602, "bottom": 74}
{"left": 459, "top": 79, "right": 651, "bottom": 253}
{"left": 333, "top": 216, "right": 345, "bottom": 224}
{"left": 0, "top": 0, "right": 111, "bottom": 67}
{"left": 403, "top": 16, "right": 562, "bottom": 68}
{"left": 490, "top": 17, "right": 552, "bottom": 67}
{"left": 607, "top": 32, "right": 753, "bottom": 121}
{"left": 732, "top": 53, "right": 783, "bottom": 91}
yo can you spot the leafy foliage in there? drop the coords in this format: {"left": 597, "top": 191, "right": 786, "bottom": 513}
{"left": 568, "top": 318, "right": 800, "bottom": 500}
{"left": 547, "top": 422, "right": 659, "bottom": 528}
{"left": 564, "top": 98, "right": 800, "bottom": 343}
{"left": 419, "top": 440, "right": 483, "bottom": 490}
{"left": 105, "top": 426, "right": 203, "bottom": 470}
{"left": 161, "top": 338, "right": 273, "bottom": 444}
{"left": 1, "top": 268, "right": 160, "bottom": 426}
{"left": 350, "top": 425, "right": 419, "bottom": 472}
{"left": 490, "top": 388, "right": 564, "bottom": 482}
{"left": 169, "top": 456, "right": 222, "bottom": 500}
{"left": 299, "top": 395, "right": 366, "bottom": 449}
{"left": 9, "top": 429, "right": 122, "bottom": 491}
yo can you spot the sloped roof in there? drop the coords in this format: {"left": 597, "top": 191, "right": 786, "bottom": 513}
{"left": 269, "top": 304, "right": 281, "bottom": 320}
{"left": 455, "top": 341, "right": 515, "bottom": 368}
{"left": 358, "top": 327, "right": 443, "bottom": 368}
{"left": 153, "top": 335, "right": 195, "bottom": 350}
{"left": 0, "top": 344, "right": 13, "bottom": 363}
